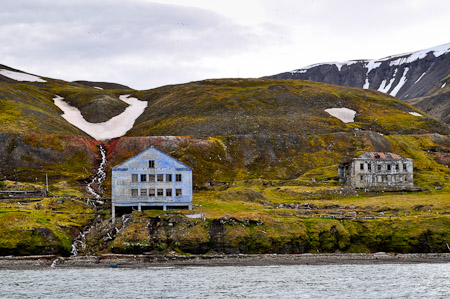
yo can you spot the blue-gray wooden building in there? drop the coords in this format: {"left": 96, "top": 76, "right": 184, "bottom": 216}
{"left": 111, "top": 146, "right": 192, "bottom": 222}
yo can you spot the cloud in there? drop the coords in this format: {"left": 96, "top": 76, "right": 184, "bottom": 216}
{"left": 0, "top": 0, "right": 285, "bottom": 89}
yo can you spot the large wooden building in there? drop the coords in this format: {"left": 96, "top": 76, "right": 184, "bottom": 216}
{"left": 339, "top": 152, "right": 413, "bottom": 189}
{"left": 111, "top": 146, "right": 192, "bottom": 222}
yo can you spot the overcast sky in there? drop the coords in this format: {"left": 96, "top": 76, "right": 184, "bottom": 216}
{"left": 2, "top": 0, "right": 450, "bottom": 90}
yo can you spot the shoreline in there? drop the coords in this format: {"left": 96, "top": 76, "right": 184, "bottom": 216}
{"left": 1, "top": 253, "right": 450, "bottom": 270}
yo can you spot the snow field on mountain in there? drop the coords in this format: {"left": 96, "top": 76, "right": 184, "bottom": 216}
{"left": 324, "top": 108, "right": 356, "bottom": 123}
{"left": 0, "top": 69, "right": 46, "bottom": 82}
{"left": 292, "top": 42, "right": 450, "bottom": 97}
{"left": 53, "top": 94, "right": 148, "bottom": 140}
{"left": 409, "top": 112, "right": 423, "bottom": 117}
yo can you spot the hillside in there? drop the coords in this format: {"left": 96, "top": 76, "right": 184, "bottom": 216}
{"left": 1, "top": 65, "right": 450, "bottom": 256}
{"left": 266, "top": 43, "right": 450, "bottom": 125}
{"left": 128, "top": 79, "right": 448, "bottom": 137}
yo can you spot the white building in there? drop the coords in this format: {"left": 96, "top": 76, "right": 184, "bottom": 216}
{"left": 111, "top": 146, "right": 192, "bottom": 222}
{"left": 339, "top": 152, "right": 413, "bottom": 189}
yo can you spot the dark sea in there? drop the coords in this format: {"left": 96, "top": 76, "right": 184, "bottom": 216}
{"left": 1, "top": 264, "right": 450, "bottom": 298}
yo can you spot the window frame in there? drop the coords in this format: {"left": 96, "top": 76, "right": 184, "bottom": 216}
{"left": 132, "top": 174, "right": 138, "bottom": 183}
{"left": 140, "top": 174, "right": 147, "bottom": 182}
{"left": 157, "top": 174, "right": 164, "bottom": 182}
{"left": 176, "top": 174, "right": 182, "bottom": 182}
{"left": 149, "top": 160, "right": 155, "bottom": 168}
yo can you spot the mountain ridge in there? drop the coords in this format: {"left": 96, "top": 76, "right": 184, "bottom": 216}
{"left": 265, "top": 43, "right": 450, "bottom": 125}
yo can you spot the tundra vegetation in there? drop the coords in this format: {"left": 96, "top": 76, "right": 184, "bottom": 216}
{"left": 1, "top": 76, "right": 450, "bottom": 255}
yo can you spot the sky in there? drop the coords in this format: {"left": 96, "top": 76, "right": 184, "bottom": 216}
{"left": 1, "top": 0, "right": 450, "bottom": 90}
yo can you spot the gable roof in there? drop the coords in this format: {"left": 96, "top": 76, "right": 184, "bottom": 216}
{"left": 357, "top": 152, "right": 410, "bottom": 160}
{"left": 112, "top": 146, "right": 192, "bottom": 170}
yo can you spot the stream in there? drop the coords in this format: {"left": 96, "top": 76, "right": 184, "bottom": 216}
{"left": 86, "top": 145, "right": 107, "bottom": 199}
{"left": 71, "top": 145, "right": 108, "bottom": 256}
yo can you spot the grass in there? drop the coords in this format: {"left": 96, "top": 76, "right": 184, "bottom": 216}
{"left": 0, "top": 197, "right": 94, "bottom": 255}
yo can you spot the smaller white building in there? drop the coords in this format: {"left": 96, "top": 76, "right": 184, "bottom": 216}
{"left": 111, "top": 146, "right": 192, "bottom": 222}
{"left": 339, "top": 152, "right": 413, "bottom": 189}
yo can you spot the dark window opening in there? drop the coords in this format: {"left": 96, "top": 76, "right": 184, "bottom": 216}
{"left": 149, "top": 174, "right": 155, "bottom": 182}
{"left": 377, "top": 165, "right": 381, "bottom": 171}
{"left": 176, "top": 174, "right": 182, "bottom": 182}
{"left": 157, "top": 174, "right": 164, "bottom": 182}
{"left": 403, "top": 164, "right": 407, "bottom": 171}
{"left": 176, "top": 189, "right": 182, "bottom": 196}
{"left": 157, "top": 189, "right": 163, "bottom": 196}
{"left": 149, "top": 189, "right": 155, "bottom": 196}
{"left": 141, "top": 189, "right": 147, "bottom": 196}
{"left": 360, "top": 163, "right": 364, "bottom": 170}
{"left": 166, "top": 189, "right": 172, "bottom": 196}
{"left": 368, "top": 164, "right": 372, "bottom": 171}
{"left": 140, "top": 174, "right": 147, "bottom": 182}
{"left": 387, "top": 164, "right": 391, "bottom": 171}
{"left": 166, "top": 174, "right": 172, "bottom": 182}
{"left": 149, "top": 160, "right": 155, "bottom": 168}
{"left": 131, "top": 189, "right": 138, "bottom": 197}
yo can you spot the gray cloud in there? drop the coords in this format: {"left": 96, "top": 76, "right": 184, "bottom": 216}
{"left": 0, "top": 0, "right": 284, "bottom": 89}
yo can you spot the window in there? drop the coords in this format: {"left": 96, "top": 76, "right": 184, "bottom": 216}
{"left": 131, "top": 189, "right": 138, "bottom": 197}
{"left": 403, "top": 164, "right": 407, "bottom": 171}
{"left": 176, "top": 174, "right": 182, "bottom": 182}
{"left": 149, "top": 160, "right": 155, "bottom": 168}
{"left": 140, "top": 174, "right": 147, "bottom": 182}
{"left": 176, "top": 189, "right": 182, "bottom": 196}
{"left": 166, "top": 189, "right": 172, "bottom": 196}
{"left": 141, "top": 189, "right": 147, "bottom": 196}
{"left": 166, "top": 174, "right": 172, "bottom": 182}
{"left": 157, "top": 174, "right": 164, "bottom": 182}
{"left": 387, "top": 164, "right": 391, "bottom": 171}
{"left": 395, "top": 164, "right": 399, "bottom": 171}
{"left": 149, "top": 189, "right": 155, "bottom": 196}
{"left": 377, "top": 176, "right": 382, "bottom": 183}
{"left": 377, "top": 165, "right": 382, "bottom": 171}
{"left": 368, "top": 164, "right": 372, "bottom": 171}
{"left": 157, "top": 189, "right": 163, "bottom": 196}
{"left": 360, "top": 175, "right": 364, "bottom": 181}
{"left": 360, "top": 163, "right": 364, "bottom": 170}
{"left": 149, "top": 174, "right": 155, "bottom": 182}
{"left": 132, "top": 174, "right": 138, "bottom": 183}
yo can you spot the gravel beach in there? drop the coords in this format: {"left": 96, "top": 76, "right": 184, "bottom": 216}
{"left": 1, "top": 253, "right": 450, "bottom": 270}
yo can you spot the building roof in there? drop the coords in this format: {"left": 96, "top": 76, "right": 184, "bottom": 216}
{"left": 112, "top": 146, "right": 192, "bottom": 170}
{"left": 357, "top": 152, "right": 409, "bottom": 160}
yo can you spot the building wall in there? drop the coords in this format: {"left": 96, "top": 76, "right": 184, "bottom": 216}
{"left": 112, "top": 148, "right": 192, "bottom": 209}
{"left": 349, "top": 158, "right": 413, "bottom": 188}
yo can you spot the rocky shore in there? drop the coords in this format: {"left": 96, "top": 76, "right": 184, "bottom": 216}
{"left": 1, "top": 253, "right": 450, "bottom": 270}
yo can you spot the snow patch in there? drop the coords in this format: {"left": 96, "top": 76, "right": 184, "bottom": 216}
{"left": 378, "top": 69, "right": 398, "bottom": 93}
{"left": 363, "top": 61, "right": 382, "bottom": 89}
{"left": 0, "top": 69, "right": 46, "bottom": 82}
{"left": 409, "top": 112, "right": 422, "bottom": 117}
{"left": 442, "top": 83, "right": 447, "bottom": 89}
{"left": 94, "top": 86, "right": 103, "bottom": 90}
{"left": 390, "top": 67, "right": 409, "bottom": 97}
{"left": 292, "top": 61, "right": 358, "bottom": 74}
{"left": 415, "top": 72, "right": 426, "bottom": 83}
{"left": 53, "top": 94, "right": 148, "bottom": 140}
{"left": 324, "top": 107, "right": 356, "bottom": 123}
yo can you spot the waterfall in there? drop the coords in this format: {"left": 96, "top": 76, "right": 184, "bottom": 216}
{"left": 87, "top": 145, "right": 107, "bottom": 199}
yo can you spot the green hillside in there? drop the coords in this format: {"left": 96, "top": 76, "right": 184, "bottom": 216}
{"left": 1, "top": 71, "right": 450, "bottom": 255}
{"left": 128, "top": 79, "right": 449, "bottom": 137}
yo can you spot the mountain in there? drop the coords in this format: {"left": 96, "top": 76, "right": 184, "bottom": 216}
{"left": 266, "top": 43, "right": 450, "bottom": 125}
{"left": 1, "top": 64, "right": 450, "bottom": 255}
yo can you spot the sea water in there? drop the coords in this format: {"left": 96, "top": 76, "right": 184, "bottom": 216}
{"left": 1, "top": 264, "right": 450, "bottom": 298}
